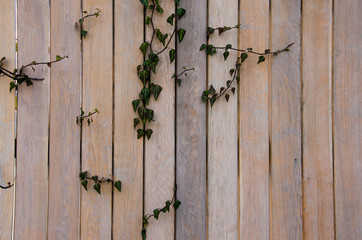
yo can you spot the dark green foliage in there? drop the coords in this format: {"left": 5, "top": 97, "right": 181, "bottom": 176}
{"left": 79, "top": 171, "right": 121, "bottom": 195}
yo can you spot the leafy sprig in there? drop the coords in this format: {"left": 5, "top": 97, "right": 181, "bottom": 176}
{"left": 142, "top": 186, "right": 181, "bottom": 239}
{"left": 0, "top": 55, "right": 67, "bottom": 92}
{"left": 207, "top": 24, "right": 240, "bottom": 38}
{"left": 79, "top": 171, "right": 121, "bottom": 195}
{"left": 75, "top": 8, "right": 101, "bottom": 39}
{"left": 134, "top": 0, "right": 192, "bottom": 140}
{"left": 0, "top": 182, "right": 13, "bottom": 190}
{"left": 76, "top": 108, "right": 99, "bottom": 126}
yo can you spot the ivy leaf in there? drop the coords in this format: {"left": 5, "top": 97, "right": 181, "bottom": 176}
{"left": 173, "top": 200, "right": 181, "bottom": 210}
{"left": 223, "top": 51, "right": 229, "bottom": 60}
{"left": 176, "top": 8, "right": 186, "bottom": 19}
{"left": 134, "top": 118, "right": 140, "bottom": 129}
{"left": 80, "top": 30, "right": 88, "bottom": 39}
{"left": 176, "top": 78, "right": 182, "bottom": 87}
{"left": 150, "top": 84, "right": 162, "bottom": 100}
{"left": 56, "top": 55, "right": 62, "bottom": 61}
{"left": 231, "top": 87, "right": 236, "bottom": 94}
{"left": 199, "top": 44, "right": 207, "bottom": 51}
{"left": 225, "top": 94, "right": 230, "bottom": 102}
{"left": 92, "top": 175, "right": 98, "bottom": 182}
{"left": 94, "top": 183, "right": 101, "bottom": 195}
{"left": 226, "top": 44, "right": 232, "bottom": 50}
{"left": 264, "top": 49, "right": 270, "bottom": 53}
{"left": 175, "top": 0, "right": 180, "bottom": 6}
{"left": 167, "top": 14, "right": 175, "bottom": 26}
{"left": 139, "top": 0, "right": 149, "bottom": 7}
{"left": 240, "top": 52, "right": 248, "bottom": 63}
{"left": 132, "top": 99, "right": 141, "bottom": 112}
{"left": 257, "top": 56, "right": 265, "bottom": 64}
{"left": 229, "top": 69, "right": 235, "bottom": 76}
{"left": 139, "top": 42, "right": 149, "bottom": 56}
{"left": 156, "top": 4, "right": 163, "bottom": 14}
{"left": 155, "top": 29, "right": 168, "bottom": 46}
{"left": 169, "top": 49, "right": 175, "bottom": 63}
{"left": 139, "top": 70, "right": 150, "bottom": 85}
{"left": 139, "top": 88, "right": 151, "bottom": 105}
{"left": 146, "top": 109, "right": 154, "bottom": 122}
{"left": 79, "top": 171, "right": 88, "bottom": 180}
{"left": 153, "top": 209, "right": 160, "bottom": 220}
{"left": 137, "top": 129, "right": 145, "bottom": 139}
{"left": 210, "top": 97, "right": 216, "bottom": 107}
{"left": 177, "top": 29, "right": 186, "bottom": 43}
{"left": 220, "top": 87, "right": 225, "bottom": 93}
{"left": 114, "top": 181, "right": 122, "bottom": 192}
{"left": 81, "top": 180, "right": 88, "bottom": 191}
{"left": 145, "top": 129, "right": 153, "bottom": 139}
{"left": 226, "top": 80, "right": 231, "bottom": 87}
{"left": 208, "top": 84, "right": 216, "bottom": 95}
{"left": 145, "top": 16, "right": 151, "bottom": 25}
{"left": 142, "top": 229, "right": 147, "bottom": 240}
{"left": 138, "top": 106, "right": 147, "bottom": 121}
{"left": 207, "top": 27, "right": 215, "bottom": 36}
{"left": 9, "top": 82, "right": 16, "bottom": 92}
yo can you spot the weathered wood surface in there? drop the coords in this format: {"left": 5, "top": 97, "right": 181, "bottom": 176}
{"left": 48, "top": 0, "right": 81, "bottom": 239}
{"left": 0, "top": 1, "right": 15, "bottom": 239}
{"left": 176, "top": 0, "right": 207, "bottom": 239}
{"left": 238, "top": 0, "right": 270, "bottom": 239}
{"left": 144, "top": 1, "right": 176, "bottom": 239}
{"left": 302, "top": 0, "right": 334, "bottom": 239}
{"left": 81, "top": 1, "right": 113, "bottom": 239}
{"left": 333, "top": 0, "right": 362, "bottom": 238}
{"left": 270, "top": 0, "right": 302, "bottom": 239}
{"left": 208, "top": 0, "right": 239, "bottom": 239}
{"left": 113, "top": 1, "right": 144, "bottom": 239}
{"left": 15, "top": 0, "right": 50, "bottom": 239}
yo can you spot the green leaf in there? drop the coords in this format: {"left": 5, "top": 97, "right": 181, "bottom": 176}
{"left": 155, "top": 29, "right": 168, "bottom": 46}
{"left": 139, "top": 0, "right": 149, "bottom": 7}
{"left": 9, "top": 82, "right": 16, "bottom": 92}
{"left": 145, "top": 16, "right": 151, "bottom": 25}
{"left": 132, "top": 99, "right": 141, "bottom": 112}
{"left": 231, "top": 87, "right": 236, "bottom": 94}
{"left": 169, "top": 49, "right": 175, "bottom": 63}
{"left": 153, "top": 209, "right": 160, "bottom": 220}
{"left": 225, "top": 94, "right": 230, "bottom": 102}
{"left": 175, "top": 0, "right": 180, "bottom": 6}
{"left": 156, "top": 4, "right": 163, "bottom": 13}
{"left": 139, "top": 42, "right": 149, "bottom": 56}
{"left": 223, "top": 51, "right": 229, "bottom": 60}
{"left": 150, "top": 84, "right": 162, "bottom": 100}
{"left": 94, "top": 183, "right": 101, "bottom": 195}
{"left": 264, "top": 49, "right": 270, "bottom": 54}
{"left": 257, "top": 56, "right": 265, "bottom": 64}
{"left": 145, "top": 129, "right": 153, "bottom": 139}
{"left": 177, "top": 29, "right": 186, "bottom": 43}
{"left": 81, "top": 180, "right": 88, "bottom": 191}
{"left": 137, "top": 129, "right": 145, "bottom": 139}
{"left": 176, "top": 8, "right": 186, "bottom": 19}
{"left": 134, "top": 118, "right": 140, "bottom": 129}
{"left": 80, "top": 30, "right": 88, "bottom": 39}
{"left": 138, "top": 106, "right": 147, "bottom": 121}
{"left": 173, "top": 200, "right": 181, "bottom": 210}
{"left": 226, "top": 44, "right": 232, "bottom": 50}
{"left": 146, "top": 109, "right": 154, "bottom": 122}
{"left": 139, "top": 70, "right": 150, "bottom": 85}
{"left": 226, "top": 80, "right": 231, "bottom": 87}
{"left": 114, "top": 181, "right": 122, "bottom": 192}
{"left": 240, "top": 52, "right": 248, "bottom": 62}
{"left": 167, "top": 14, "right": 175, "bottom": 26}
{"left": 207, "top": 27, "right": 215, "bottom": 36}
{"left": 208, "top": 84, "right": 216, "bottom": 95}
{"left": 92, "top": 175, "right": 98, "bottom": 182}
{"left": 229, "top": 69, "right": 235, "bottom": 76}
{"left": 56, "top": 55, "right": 62, "bottom": 61}
{"left": 220, "top": 87, "right": 225, "bottom": 93}
{"left": 139, "top": 88, "right": 151, "bottom": 105}
{"left": 79, "top": 171, "right": 88, "bottom": 180}
{"left": 176, "top": 78, "right": 182, "bottom": 87}
{"left": 210, "top": 97, "right": 216, "bottom": 107}
{"left": 142, "top": 229, "right": 147, "bottom": 240}
{"left": 199, "top": 44, "right": 207, "bottom": 51}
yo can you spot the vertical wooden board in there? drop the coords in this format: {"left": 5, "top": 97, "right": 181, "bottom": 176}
{"left": 238, "top": 1, "right": 269, "bottom": 239}
{"left": 48, "top": 0, "right": 81, "bottom": 239}
{"left": 0, "top": 1, "right": 15, "bottom": 239}
{"left": 302, "top": 0, "right": 334, "bottom": 239}
{"left": 208, "top": 0, "right": 238, "bottom": 239}
{"left": 15, "top": 0, "right": 50, "bottom": 239}
{"left": 81, "top": 1, "right": 113, "bottom": 239}
{"left": 270, "top": 0, "right": 302, "bottom": 239}
{"left": 176, "top": 0, "right": 207, "bottom": 239}
{"left": 334, "top": 0, "right": 362, "bottom": 238}
{"left": 144, "top": 0, "right": 175, "bottom": 239}
{"left": 113, "top": 1, "right": 144, "bottom": 239}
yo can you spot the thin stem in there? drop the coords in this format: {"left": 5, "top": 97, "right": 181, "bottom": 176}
{"left": 213, "top": 42, "right": 294, "bottom": 56}
{"left": 0, "top": 183, "right": 13, "bottom": 189}
{"left": 156, "top": 29, "right": 176, "bottom": 56}
{"left": 175, "top": 68, "right": 194, "bottom": 79}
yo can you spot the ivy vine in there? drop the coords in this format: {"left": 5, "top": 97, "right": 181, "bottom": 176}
{"left": 75, "top": 8, "right": 101, "bottom": 39}
{"left": 76, "top": 108, "right": 99, "bottom": 126}
{"left": 79, "top": 171, "right": 121, "bottom": 195}
{"left": 0, "top": 182, "right": 13, "bottom": 190}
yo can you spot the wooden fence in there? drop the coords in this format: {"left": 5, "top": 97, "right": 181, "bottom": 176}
{"left": 0, "top": 0, "right": 361, "bottom": 239}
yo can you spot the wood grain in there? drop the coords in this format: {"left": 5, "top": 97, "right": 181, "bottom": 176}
{"left": 333, "top": 0, "right": 362, "bottom": 238}
{"left": 48, "top": 0, "right": 81, "bottom": 239}
{"left": 81, "top": 1, "right": 113, "bottom": 239}
{"left": 270, "top": 0, "right": 302, "bottom": 239}
{"left": 0, "top": 1, "right": 15, "bottom": 239}
{"left": 238, "top": 1, "right": 270, "bottom": 239}
{"left": 208, "top": 0, "right": 239, "bottom": 239}
{"left": 176, "top": 0, "right": 207, "bottom": 239}
{"left": 302, "top": 0, "right": 334, "bottom": 239}
{"left": 113, "top": 1, "right": 144, "bottom": 239}
{"left": 15, "top": 0, "right": 50, "bottom": 239}
{"left": 144, "top": 0, "right": 175, "bottom": 239}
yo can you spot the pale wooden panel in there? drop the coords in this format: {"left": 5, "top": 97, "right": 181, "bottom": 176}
{"left": 302, "top": 0, "right": 334, "bottom": 239}
{"left": 238, "top": 1, "right": 269, "bottom": 239}
{"left": 208, "top": 0, "right": 238, "bottom": 239}
{"left": 15, "top": 0, "right": 50, "bottom": 239}
{"left": 113, "top": 1, "right": 144, "bottom": 239}
{"left": 176, "top": 0, "right": 207, "bottom": 239}
{"left": 334, "top": 0, "right": 362, "bottom": 238}
{"left": 0, "top": 1, "right": 15, "bottom": 239}
{"left": 144, "top": 0, "right": 175, "bottom": 239}
{"left": 81, "top": 1, "right": 113, "bottom": 239}
{"left": 48, "top": 0, "right": 81, "bottom": 239}
{"left": 270, "top": 0, "right": 302, "bottom": 239}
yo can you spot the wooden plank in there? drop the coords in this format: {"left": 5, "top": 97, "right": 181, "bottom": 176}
{"left": 176, "top": 0, "right": 207, "bottom": 239}
{"left": 302, "top": 0, "right": 334, "bottom": 239}
{"left": 81, "top": 1, "right": 113, "bottom": 239}
{"left": 208, "top": 0, "right": 238, "bottom": 239}
{"left": 270, "top": 0, "right": 302, "bottom": 239}
{"left": 238, "top": 1, "right": 269, "bottom": 239}
{"left": 113, "top": 1, "right": 144, "bottom": 239}
{"left": 144, "top": 0, "right": 175, "bottom": 239}
{"left": 15, "top": 0, "right": 50, "bottom": 239}
{"left": 333, "top": 0, "right": 362, "bottom": 238}
{"left": 48, "top": 0, "right": 81, "bottom": 239}
{"left": 0, "top": 1, "right": 15, "bottom": 239}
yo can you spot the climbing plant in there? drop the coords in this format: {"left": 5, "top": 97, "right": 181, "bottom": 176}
{"left": 79, "top": 171, "right": 121, "bottom": 195}
{"left": 75, "top": 8, "right": 101, "bottom": 39}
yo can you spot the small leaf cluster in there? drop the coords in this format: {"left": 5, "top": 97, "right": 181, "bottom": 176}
{"left": 200, "top": 25, "right": 294, "bottom": 106}
{"left": 0, "top": 55, "right": 67, "bottom": 92}
{"left": 142, "top": 186, "right": 181, "bottom": 239}
{"left": 76, "top": 108, "right": 99, "bottom": 126}
{"left": 0, "top": 182, "right": 13, "bottom": 190}
{"left": 134, "top": 0, "right": 192, "bottom": 140}
{"left": 75, "top": 8, "right": 101, "bottom": 39}
{"left": 79, "top": 171, "right": 121, "bottom": 195}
